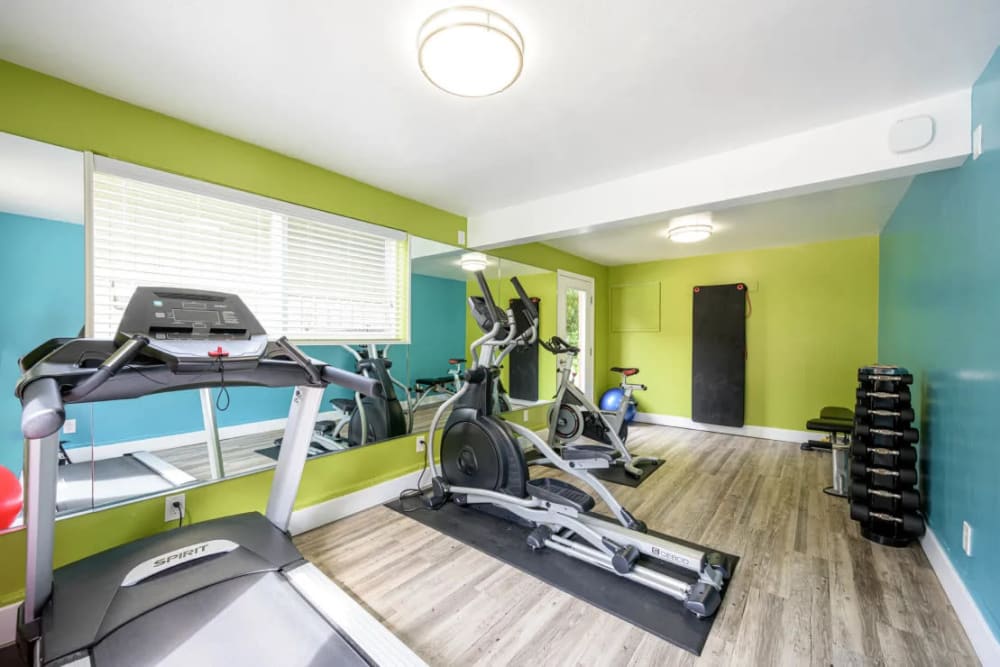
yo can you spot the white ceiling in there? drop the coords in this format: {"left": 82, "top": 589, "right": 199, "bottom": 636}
{"left": 0, "top": 131, "right": 83, "bottom": 223}
{"left": 545, "top": 177, "right": 913, "bottom": 265}
{"left": 0, "top": 1, "right": 997, "bottom": 219}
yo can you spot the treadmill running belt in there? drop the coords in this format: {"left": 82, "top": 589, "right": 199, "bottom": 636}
{"left": 385, "top": 499, "right": 738, "bottom": 656}
{"left": 90, "top": 572, "right": 369, "bottom": 667}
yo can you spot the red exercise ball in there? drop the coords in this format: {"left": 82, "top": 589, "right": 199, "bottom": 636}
{"left": 0, "top": 465, "right": 23, "bottom": 530}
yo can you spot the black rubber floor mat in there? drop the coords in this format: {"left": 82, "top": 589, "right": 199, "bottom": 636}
{"left": 524, "top": 452, "right": 665, "bottom": 488}
{"left": 255, "top": 443, "right": 335, "bottom": 461}
{"left": 385, "top": 498, "right": 737, "bottom": 655}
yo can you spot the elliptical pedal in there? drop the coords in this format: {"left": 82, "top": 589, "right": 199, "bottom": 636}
{"left": 525, "top": 478, "right": 596, "bottom": 512}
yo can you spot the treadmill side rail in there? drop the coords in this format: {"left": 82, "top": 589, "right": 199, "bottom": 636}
{"left": 286, "top": 562, "right": 428, "bottom": 667}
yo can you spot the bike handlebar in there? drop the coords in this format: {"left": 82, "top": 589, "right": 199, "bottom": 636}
{"left": 539, "top": 335, "right": 580, "bottom": 355}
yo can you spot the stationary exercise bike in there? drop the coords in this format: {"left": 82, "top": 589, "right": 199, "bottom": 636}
{"left": 544, "top": 340, "right": 658, "bottom": 478}
{"left": 426, "top": 273, "right": 729, "bottom": 617}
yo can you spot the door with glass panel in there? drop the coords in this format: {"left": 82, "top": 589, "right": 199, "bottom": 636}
{"left": 557, "top": 270, "right": 595, "bottom": 400}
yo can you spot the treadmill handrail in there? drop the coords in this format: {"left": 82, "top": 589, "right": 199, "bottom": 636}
{"left": 19, "top": 352, "right": 380, "bottom": 439}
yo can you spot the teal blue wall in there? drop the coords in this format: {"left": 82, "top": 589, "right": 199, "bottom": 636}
{"left": 879, "top": 47, "right": 1000, "bottom": 637}
{"left": 0, "top": 213, "right": 84, "bottom": 477}
{"left": 409, "top": 274, "right": 467, "bottom": 381}
{"left": 1, "top": 215, "right": 466, "bottom": 476}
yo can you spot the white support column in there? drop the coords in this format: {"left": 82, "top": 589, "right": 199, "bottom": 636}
{"left": 266, "top": 386, "right": 325, "bottom": 532}
{"left": 199, "top": 388, "right": 225, "bottom": 480}
{"left": 23, "top": 434, "right": 59, "bottom": 623}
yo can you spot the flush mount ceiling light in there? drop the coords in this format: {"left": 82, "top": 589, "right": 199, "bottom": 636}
{"left": 460, "top": 251, "right": 489, "bottom": 271}
{"left": 665, "top": 213, "right": 714, "bottom": 244}
{"left": 418, "top": 6, "right": 524, "bottom": 97}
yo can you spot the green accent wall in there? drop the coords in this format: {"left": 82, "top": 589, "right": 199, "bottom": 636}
{"left": 0, "top": 59, "right": 464, "bottom": 244}
{"left": 0, "top": 60, "right": 466, "bottom": 605}
{"left": 607, "top": 237, "right": 880, "bottom": 429}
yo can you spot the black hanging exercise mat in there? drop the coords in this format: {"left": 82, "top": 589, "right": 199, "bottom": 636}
{"left": 508, "top": 296, "right": 540, "bottom": 402}
{"left": 385, "top": 498, "right": 738, "bottom": 655}
{"left": 522, "top": 450, "right": 665, "bottom": 488}
{"left": 692, "top": 283, "right": 747, "bottom": 427}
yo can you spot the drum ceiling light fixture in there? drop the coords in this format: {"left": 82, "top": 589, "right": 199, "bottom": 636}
{"left": 418, "top": 7, "right": 524, "bottom": 97}
{"left": 666, "top": 213, "right": 714, "bottom": 244}
{"left": 460, "top": 251, "right": 489, "bottom": 271}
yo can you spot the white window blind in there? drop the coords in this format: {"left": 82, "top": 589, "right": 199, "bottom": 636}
{"left": 87, "top": 158, "right": 409, "bottom": 344}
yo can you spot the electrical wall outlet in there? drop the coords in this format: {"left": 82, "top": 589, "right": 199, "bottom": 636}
{"left": 165, "top": 493, "right": 186, "bottom": 523}
{"left": 416, "top": 436, "right": 426, "bottom": 453}
{"left": 962, "top": 521, "right": 973, "bottom": 556}
{"left": 972, "top": 124, "right": 983, "bottom": 160}
{"left": 523, "top": 410, "right": 530, "bottom": 422}
{"left": 457, "top": 230, "right": 466, "bottom": 246}
{"left": 62, "top": 419, "right": 77, "bottom": 435}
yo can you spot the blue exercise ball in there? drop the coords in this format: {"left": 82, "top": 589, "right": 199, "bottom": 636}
{"left": 599, "top": 387, "right": 625, "bottom": 412}
{"left": 601, "top": 388, "right": 639, "bottom": 422}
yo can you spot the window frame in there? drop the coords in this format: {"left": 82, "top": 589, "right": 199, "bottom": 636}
{"left": 84, "top": 154, "right": 411, "bottom": 345}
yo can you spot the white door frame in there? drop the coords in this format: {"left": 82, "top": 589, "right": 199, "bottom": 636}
{"left": 557, "top": 269, "right": 596, "bottom": 401}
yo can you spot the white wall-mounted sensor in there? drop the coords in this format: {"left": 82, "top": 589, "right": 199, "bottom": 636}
{"left": 889, "top": 115, "right": 935, "bottom": 154}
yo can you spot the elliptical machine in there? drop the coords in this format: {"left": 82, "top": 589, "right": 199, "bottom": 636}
{"left": 544, "top": 340, "right": 658, "bottom": 478}
{"left": 322, "top": 344, "right": 410, "bottom": 446}
{"left": 278, "top": 343, "right": 409, "bottom": 451}
{"left": 426, "top": 273, "right": 730, "bottom": 617}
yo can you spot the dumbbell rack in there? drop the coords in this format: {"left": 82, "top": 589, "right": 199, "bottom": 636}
{"left": 850, "top": 365, "right": 925, "bottom": 547}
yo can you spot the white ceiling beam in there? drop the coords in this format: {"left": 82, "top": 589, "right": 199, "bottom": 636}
{"left": 468, "top": 90, "right": 971, "bottom": 249}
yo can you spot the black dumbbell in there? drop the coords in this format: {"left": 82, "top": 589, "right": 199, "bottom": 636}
{"left": 850, "top": 504, "right": 924, "bottom": 535}
{"left": 854, "top": 405, "right": 915, "bottom": 422}
{"left": 855, "top": 423, "right": 919, "bottom": 443}
{"left": 849, "top": 482, "right": 920, "bottom": 511}
{"left": 850, "top": 461, "right": 917, "bottom": 485}
{"left": 856, "top": 387, "right": 912, "bottom": 403}
{"left": 849, "top": 443, "right": 917, "bottom": 467}
{"left": 858, "top": 372, "right": 914, "bottom": 385}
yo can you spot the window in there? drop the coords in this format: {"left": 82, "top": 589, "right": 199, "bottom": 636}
{"left": 87, "top": 157, "right": 409, "bottom": 343}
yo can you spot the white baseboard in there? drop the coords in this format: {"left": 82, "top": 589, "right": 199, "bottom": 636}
{"left": 289, "top": 468, "right": 425, "bottom": 536}
{"left": 0, "top": 601, "right": 17, "bottom": 646}
{"left": 634, "top": 412, "right": 814, "bottom": 443}
{"left": 920, "top": 527, "right": 1000, "bottom": 665}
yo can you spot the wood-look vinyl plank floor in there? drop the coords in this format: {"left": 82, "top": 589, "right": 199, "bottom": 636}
{"left": 293, "top": 423, "right": 979, "bottom": 667}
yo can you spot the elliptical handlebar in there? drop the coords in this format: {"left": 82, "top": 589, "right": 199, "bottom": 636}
{"left": 474, "top": 271, "right": 503, "bottom": 322}
{"left": 510, "top": 276, "right": 538, "bottom": 321}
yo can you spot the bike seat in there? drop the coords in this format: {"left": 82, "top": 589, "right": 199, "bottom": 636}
{"left": 562, "top": 444, "right": 615, "bottom": 463}
{"left": 526, "top": 478, "right": 595, "bottom": 512}
{"left": 331, "top": 398, "right": 355, "bottom": 412}
{"left": 610, "top": 366, "right": 640, "bottom": 376}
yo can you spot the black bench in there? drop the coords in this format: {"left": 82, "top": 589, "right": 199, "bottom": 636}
{"left": 801, "top": 406, "right": 854, "bottom": 452}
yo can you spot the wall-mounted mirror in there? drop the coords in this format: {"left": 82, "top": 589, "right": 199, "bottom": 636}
{"left": 0, "top": 131, "right": 85, "bottom": 530}
{"left": 0, "top": 131, "right": 555, "bottom": 528}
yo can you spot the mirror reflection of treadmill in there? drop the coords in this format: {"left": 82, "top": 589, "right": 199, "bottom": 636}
{"left": 56, "top": 451, "right": 196, "bottom": 514}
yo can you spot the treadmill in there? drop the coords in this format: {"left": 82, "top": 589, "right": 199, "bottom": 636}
{"left": 15, "top": 287, "right": 426, "bottom": 667}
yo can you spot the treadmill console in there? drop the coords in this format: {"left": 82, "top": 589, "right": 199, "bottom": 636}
{"left": 115, "top": 287, "right": 269, "bottom": 372}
